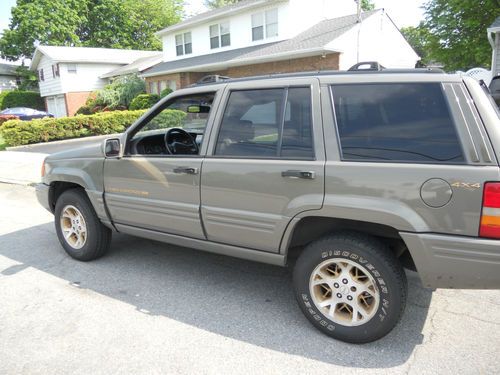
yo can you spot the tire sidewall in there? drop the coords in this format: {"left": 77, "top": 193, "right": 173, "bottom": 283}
{"left": 54, "top": 190, "right": 100, "bottom": 260}
{"left": 293, "top": 236, "right": 405, "bottom": 343}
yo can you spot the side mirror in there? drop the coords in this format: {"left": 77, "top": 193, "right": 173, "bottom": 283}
{"left": 105, "top": 138, "right": 121, "bottom": 158}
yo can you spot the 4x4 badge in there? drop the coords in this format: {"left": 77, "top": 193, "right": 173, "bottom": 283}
{"left": 451, "top": 182, "right": 481, "bottom": 190}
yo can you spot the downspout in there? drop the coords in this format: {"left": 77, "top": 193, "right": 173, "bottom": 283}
{"left": 356, "top": 0, "right": 362, "bottom": 63}
{"left": 488, "top": 30, "right": 497, "bottom": 76}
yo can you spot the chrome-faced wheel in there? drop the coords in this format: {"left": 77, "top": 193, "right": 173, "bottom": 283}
{"left": 60, "top": 205, "right": 87, "bottom": 249}
{"left": 309, "top": 258, "right": 380, "bottom": 327}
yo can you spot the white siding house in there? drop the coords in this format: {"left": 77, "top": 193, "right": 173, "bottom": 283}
{"left": 0, "top": 63, "right": 19, "bottom": 92}
{"left": 30, "top": 46, "right": 159, "bottom": 117}
{"left": 142, "top": 0, "right": 419, "bottom": 89}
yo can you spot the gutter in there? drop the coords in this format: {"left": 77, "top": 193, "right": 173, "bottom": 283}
{"left": 140, "top": 47, "right": 340, "bottom": 78}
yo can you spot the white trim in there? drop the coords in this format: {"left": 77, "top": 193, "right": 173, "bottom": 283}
{"left": 140, "top": 47, "right": 338, "bottom": 78}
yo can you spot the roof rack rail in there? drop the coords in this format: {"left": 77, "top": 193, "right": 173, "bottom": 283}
{"left": 348, "top": 61, "right": 385, "bottom": 71}
{"left": 195, "top": 74, "right": 231, "bottom": 85}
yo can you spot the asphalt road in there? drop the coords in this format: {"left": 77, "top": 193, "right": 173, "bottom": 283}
{"left": 1, "top": 183, "right": 499, "bottom": 374}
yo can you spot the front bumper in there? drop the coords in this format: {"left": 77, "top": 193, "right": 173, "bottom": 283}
{"left": 401, "top": 232, "right": 500, "bottom": 289}
{"left": 35, "top": 183, "right": 52, "bottom": 213}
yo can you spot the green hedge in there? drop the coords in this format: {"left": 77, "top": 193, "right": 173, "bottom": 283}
{"left": 0, "top": 109, "right": 187, "bottom": 147}
{"left": 0, "top": 110, "right": 144, "bottom": 146}
{"left": 0, "top": 91, "right": 44, "bottom": 110}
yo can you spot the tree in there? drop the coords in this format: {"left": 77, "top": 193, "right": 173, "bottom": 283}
{"left": 0, "top": 0, "right": 88, "bottom": 61}
{"left": 361, "top": 0, "right": 375, "bottom": 11}
{"left": 205, "top": 0, "right": 376, "bottom": 11}
{"left": 401, "top": 23, "right": 433, "bottom": 66}
{"left": 0, "top": 0, "right": 183, "bottom": 62}
{"left": 421, "top": 0, "right": 499, "bottom": 71}
{"left": 204, "top": 0, "right": 239, "bottom": 9}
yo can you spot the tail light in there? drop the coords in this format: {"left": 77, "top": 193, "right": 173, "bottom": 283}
{"left": 479, "top": 182, "right": 500, "bottom": 239}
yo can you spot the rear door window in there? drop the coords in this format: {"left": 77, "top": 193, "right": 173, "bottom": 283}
{"left": 331, "top": 83, "right": 465, "bottom": 163}
{"left": 215, "top": 87, "right": 314, "bottom": 159}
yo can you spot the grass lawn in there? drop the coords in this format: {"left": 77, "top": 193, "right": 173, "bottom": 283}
{"left": 0, "top": 134, "right": 6, "bottom": 151}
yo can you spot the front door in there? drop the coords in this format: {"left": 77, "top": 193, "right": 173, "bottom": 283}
{"left": 104, "top": 91, "right": 218, "bottom": 239}
{"left": 201, "top": 80, "right": 325, "bottom": 252}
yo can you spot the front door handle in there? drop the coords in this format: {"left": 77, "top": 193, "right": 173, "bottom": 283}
{"left": 173, "top": 167, "right": 198, "bottom": 175}
{"left": 281, "top": 170, "right": 315, "bottom": 179}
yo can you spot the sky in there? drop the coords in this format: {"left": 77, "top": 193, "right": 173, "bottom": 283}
{"left": 0, "top": 0, "right": 425, "bottom": 63}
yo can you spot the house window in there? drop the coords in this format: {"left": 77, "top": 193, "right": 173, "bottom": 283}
{"left": 67, "top": 64, "right": 77, "bottom": 73}
{"left": 38, "top": 69, "right": 44, "bottom": 81}
{"left": 210, "top": 22, "right": 231, "bottom": 49}
{"left": 51, "top": 64, "right": 60, "bottom": 78}
{"left": 265, "top": 9, "right": 278, "bottom": 38}
{"left": 252, "top": 9, "right": 278, "bottom": 41}
{"left": 175, "top": 32, "right": 192, "bottom": 56}
{"left": 149, "top": 81, "right": 159, "bottom": 95}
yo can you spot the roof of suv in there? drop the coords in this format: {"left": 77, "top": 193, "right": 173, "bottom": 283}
{"left": 191, "top": 68, "right": 458, "bottom": 87}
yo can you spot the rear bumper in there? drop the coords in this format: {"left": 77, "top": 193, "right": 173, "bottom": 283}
{"left": 401, "top": 232, "right": 500, "bottom": 289}
{"left": 35, "top": 183, "right": 52, "bottom": 213}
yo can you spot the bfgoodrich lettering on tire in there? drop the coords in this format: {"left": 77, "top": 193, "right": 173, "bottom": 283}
{"left": 293, "top": 232, "right": 407, "bottom": 343}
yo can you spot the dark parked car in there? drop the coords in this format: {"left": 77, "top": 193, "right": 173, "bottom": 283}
{"left": 0, "top": 107, "right": 53, "bottom": 121}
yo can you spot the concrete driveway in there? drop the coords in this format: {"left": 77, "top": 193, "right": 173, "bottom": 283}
{"left": 0, "top": 184, "right": 499, "bottom": 374}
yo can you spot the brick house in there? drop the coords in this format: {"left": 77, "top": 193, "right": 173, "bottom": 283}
{"left": 141, "top": 0, "right": 419, "bottom": 91}
{"left": 29, "top": 46, "right": 161, "bottom": 117}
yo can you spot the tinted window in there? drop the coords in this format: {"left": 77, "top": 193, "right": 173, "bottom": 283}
{"left": 281, "top": 87, "right": 314, "bottom": 158}
{"left": 216, "top": 89, "right": 282, "bottom": 157}
{"left": 331, "top": 83, "right": 464, "bottom": 163}
{"left": 215, "top": 88, "right": 314, "bottom": 158}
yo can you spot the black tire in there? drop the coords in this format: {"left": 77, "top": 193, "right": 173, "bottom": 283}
{"left": 54, "top": 189, "right": 111, "bottom": 261}
{"left": 293, "top": 231, "right": 407, "bottom": 344}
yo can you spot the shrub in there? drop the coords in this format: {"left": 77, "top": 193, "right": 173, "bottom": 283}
{"left": 160, "top": 87, "right": 173, "bottom": 98}
{"left": 0, "top": 91, "right": 44, "bottom": 110}
{"left": 0, "top": 109, "right": 186, "bottom": 147}
{"left": 0, "top": 92, "right": 8, "bottom": 109}
{"left": 129, "top": 94, "right": 160, "bottom": 110}
{"left": 95, "top": 75, "right": 146, "bottom": 109}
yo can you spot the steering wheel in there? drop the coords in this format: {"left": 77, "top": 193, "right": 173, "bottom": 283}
{"left": 164, "top": 128, "right": 199, "bottom": 155}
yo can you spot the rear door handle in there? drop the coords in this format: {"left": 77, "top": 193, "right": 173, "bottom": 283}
{"left": 173, "top": 167, "right": 198, "bottom": 175}
{"left": 281, "top": 170, "right": 315, "bottom": 179}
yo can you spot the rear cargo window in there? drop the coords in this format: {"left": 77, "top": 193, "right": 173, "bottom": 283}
{"left": 331, "top": 83, "right": 465, "bottom": 163}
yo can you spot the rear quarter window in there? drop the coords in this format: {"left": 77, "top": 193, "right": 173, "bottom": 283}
{"left": 331, "top": 83, "right": 465, "bottom": 164}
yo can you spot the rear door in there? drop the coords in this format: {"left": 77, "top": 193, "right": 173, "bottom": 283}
{"left": 200, "top": 78, "right": 325, "bottom": 252}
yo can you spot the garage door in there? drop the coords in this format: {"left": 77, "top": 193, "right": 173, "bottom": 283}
{"left": 46, "top": 95, "right": 67, "bottom": 118}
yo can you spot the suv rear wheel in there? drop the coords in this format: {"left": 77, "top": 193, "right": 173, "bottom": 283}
{"left": 293, "top": 232, "right": 407, "bottom": 343}
{"left": 54, "top": 189, "right": 111, "bottom": 261}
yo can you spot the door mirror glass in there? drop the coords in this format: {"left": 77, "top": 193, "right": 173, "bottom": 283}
{"left": 105, "top": 138, "right": 121, "bottom": 157}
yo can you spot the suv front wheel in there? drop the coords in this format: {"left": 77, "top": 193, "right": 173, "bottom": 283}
{"left": 54, "top": 189, "right": 111, "bottom": 261}
{"left": 293, "top": 232, "right": 407, "bottom": 343}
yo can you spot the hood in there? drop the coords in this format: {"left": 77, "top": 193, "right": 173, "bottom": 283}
{"left": 46, "top": 142, "right": 104, "bottom": 161}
